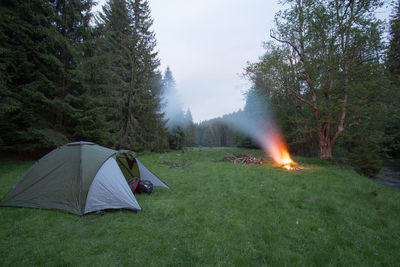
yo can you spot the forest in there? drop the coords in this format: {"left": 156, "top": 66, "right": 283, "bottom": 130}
{"left": 1, "top": 0, "right": 399, "bottom": 177}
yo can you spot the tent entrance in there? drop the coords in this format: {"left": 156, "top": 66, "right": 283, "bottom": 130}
{"left": 115, "top": 151, "right": 140, "bottom": 181}
{"left": 115, "top": 151, "right": 169, "bottom": 188}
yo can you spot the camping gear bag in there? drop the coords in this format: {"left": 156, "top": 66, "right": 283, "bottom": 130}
{"left": 136, "top": 180, "right": 153, "bottom": 194}
{"left": 127, "top": 178, "right": 140, "bottom": 193}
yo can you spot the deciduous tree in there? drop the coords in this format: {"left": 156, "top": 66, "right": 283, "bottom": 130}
{"left": 245, "top": 0, "right": 386, "bottom": 159}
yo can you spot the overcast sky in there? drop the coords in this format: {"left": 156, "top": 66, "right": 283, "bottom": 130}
{"left": 93, "top": 0, "right": 281, "bottom": 122}
{"left": 93, "top": 0, "right": 392, "bottom": 122}
{"left": 148, "top": 0, "right": 282, "bottom": 122}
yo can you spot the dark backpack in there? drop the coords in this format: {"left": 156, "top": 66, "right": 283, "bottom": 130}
{"left": 136, "top": 180, "right": 153, "bottom": 194}
{"left": 127, "top": 178, "right": 140, "bottom": 193}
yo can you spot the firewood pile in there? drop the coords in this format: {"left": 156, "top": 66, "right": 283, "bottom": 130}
{"left": 221, "top": 152, "right": 264, "bottom": 165}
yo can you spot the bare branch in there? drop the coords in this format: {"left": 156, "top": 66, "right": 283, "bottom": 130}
{"left": 270, "top": 34, "right": 319, "bottom": 115}
{"left": 270, "top": 34, "right": 304, "bottom": 63}
{"left": 283, "top": 85, "right": 317, "bottom": 110}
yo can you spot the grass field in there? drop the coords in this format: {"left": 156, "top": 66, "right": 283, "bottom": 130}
{"left": 1, "top": 147, "right": 399, "bottom": 266}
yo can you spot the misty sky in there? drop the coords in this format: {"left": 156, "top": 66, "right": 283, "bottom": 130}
{"left": 93, "top": 0, "right": 281, "bottom": 122}
{"left": 148, "top": 0, "right": 282, "bottom": 122}
{"left": 93, "top": 0, "right": 391, "bottom": 122}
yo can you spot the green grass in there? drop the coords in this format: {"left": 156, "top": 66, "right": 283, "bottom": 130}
{"left": 1, "top": 148, "right": 399, "bottom": 266}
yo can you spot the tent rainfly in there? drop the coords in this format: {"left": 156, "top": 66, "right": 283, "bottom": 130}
{"left": 0, "top": 142, "right": 169, "bottom": 215}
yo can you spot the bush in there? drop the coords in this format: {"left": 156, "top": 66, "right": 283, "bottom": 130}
{"left": 349, "top": 139, "right": 382, "bottom": 178}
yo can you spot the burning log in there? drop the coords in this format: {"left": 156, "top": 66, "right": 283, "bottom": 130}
{"left": 280, "top": 162, "right": 303, "bottom": 171}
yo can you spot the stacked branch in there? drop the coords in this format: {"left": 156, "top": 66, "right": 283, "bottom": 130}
{"left": 221, "top": 153, "right": 264, "bottom": 165}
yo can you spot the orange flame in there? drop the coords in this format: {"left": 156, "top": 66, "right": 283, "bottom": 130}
{"left": 262, "top": 127, "right": 299, "bottom": 170}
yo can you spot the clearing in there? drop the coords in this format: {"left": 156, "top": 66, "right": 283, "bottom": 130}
{"left": 0, "top": 148, "right": 399, "bottom": 266}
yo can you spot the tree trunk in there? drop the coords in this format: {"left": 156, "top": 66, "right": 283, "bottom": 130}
{"left": 317, "top": 124, "right": 333, "bottom": 159}
{"left": 120, "top": 92, "right": 133, "bottom": 149}
{"left": 318, "top": 139, "right": 332, "bottom": 159}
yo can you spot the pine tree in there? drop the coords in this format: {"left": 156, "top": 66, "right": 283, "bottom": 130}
{"left": 162, "top": 66, "right": 185, "bottom": 130}
{"left": 184, "top": 108, "right": 193, "bottom": 127}
{"left": 99, "top": 0, "right": 167, "bottom": 151}
{"left": 183, "top": 108, "right": 197, "bottom": 147}
{"left": 51, "top": 0, "right": 110, "bottom": 145}
{"left": 0, "top": 0, "right": 68, "bottom": 151}
{"left": 160, "top": 66, "right": 186, "bottom": 149}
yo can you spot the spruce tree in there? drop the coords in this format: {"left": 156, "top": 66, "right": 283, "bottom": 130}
{"left": 0, "top": 0, "right": 68, "bottom": 151}
{"left": 162, "top": 67, "right": 185, "bottom": 130}
{"left": 99, "top": 0, "right": 167, "bottom": 151}
{"left": 51, "top": 0, "right": 111, "bottom": 144}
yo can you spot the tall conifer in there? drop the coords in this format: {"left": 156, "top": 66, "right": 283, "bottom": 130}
{"left": 0, "top": 0, "right": 67, "bottom": 151}
{"left": 99, "top": 0, "right": 167, "bottom": 151}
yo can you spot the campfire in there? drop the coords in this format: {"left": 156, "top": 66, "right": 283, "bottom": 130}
{"left": 262, "top": 126, "right": 303, "bottom": 171}
{"left": 221, "top": 152, "right": 302, "bottom": 170}
{"left": 279, "top": 161, "right": 302, "bottom": 171}
{"left": 220, "top": 126, "right": 303, "bottom": 171}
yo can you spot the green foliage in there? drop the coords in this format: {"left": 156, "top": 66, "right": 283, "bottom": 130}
{"left": 0, "top": 0, "right": 168, "bottom": 153}
{"left": 184, "top": 109, "right": 198, "bottom": 147}
{"left": 98, "top": 0, "right": 167, "bottom": 151}
{"left": 168, "top": 126, "right": 186, "bottom": 150}
{"left": 0, "top": 0, "right": 113, "bottom": 151}
{"left": 382, "top": 0, "right": 400, "bottom": 159}
{"left": 236, "top": 136, "right": 258, "bottom": 149}
{"left": 196, "top": 118, "right": 237, "bottom": 147}
{"left": 0, "top": 0, "right": 66, "bottom": 151}
{"left": 1, "top": 149, "right": 400, "bottom": 265}
{"left": 245, "top": 0, "right": 387, "bottom": 159}
{"left": 349, "top": 138, "right": 383, "bottom": 178}
{"left": 388, "top": 0, "right": 400, "bottom": 80}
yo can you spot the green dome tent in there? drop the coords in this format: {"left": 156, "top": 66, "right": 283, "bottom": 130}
{"left": 0, "top": 142, "right": 169, "bottom": 215}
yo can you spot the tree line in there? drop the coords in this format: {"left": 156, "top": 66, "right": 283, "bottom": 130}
{"left": 0, "top": 0, "right": 170, "bottom": 153}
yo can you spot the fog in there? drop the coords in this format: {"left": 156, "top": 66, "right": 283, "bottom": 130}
{"left": 161, "top": 67, "right": 185, "bottom": 130}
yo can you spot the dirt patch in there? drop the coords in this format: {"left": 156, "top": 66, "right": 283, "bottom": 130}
{"left": 161, "top": 160, "right": 192, "bottom": 168}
